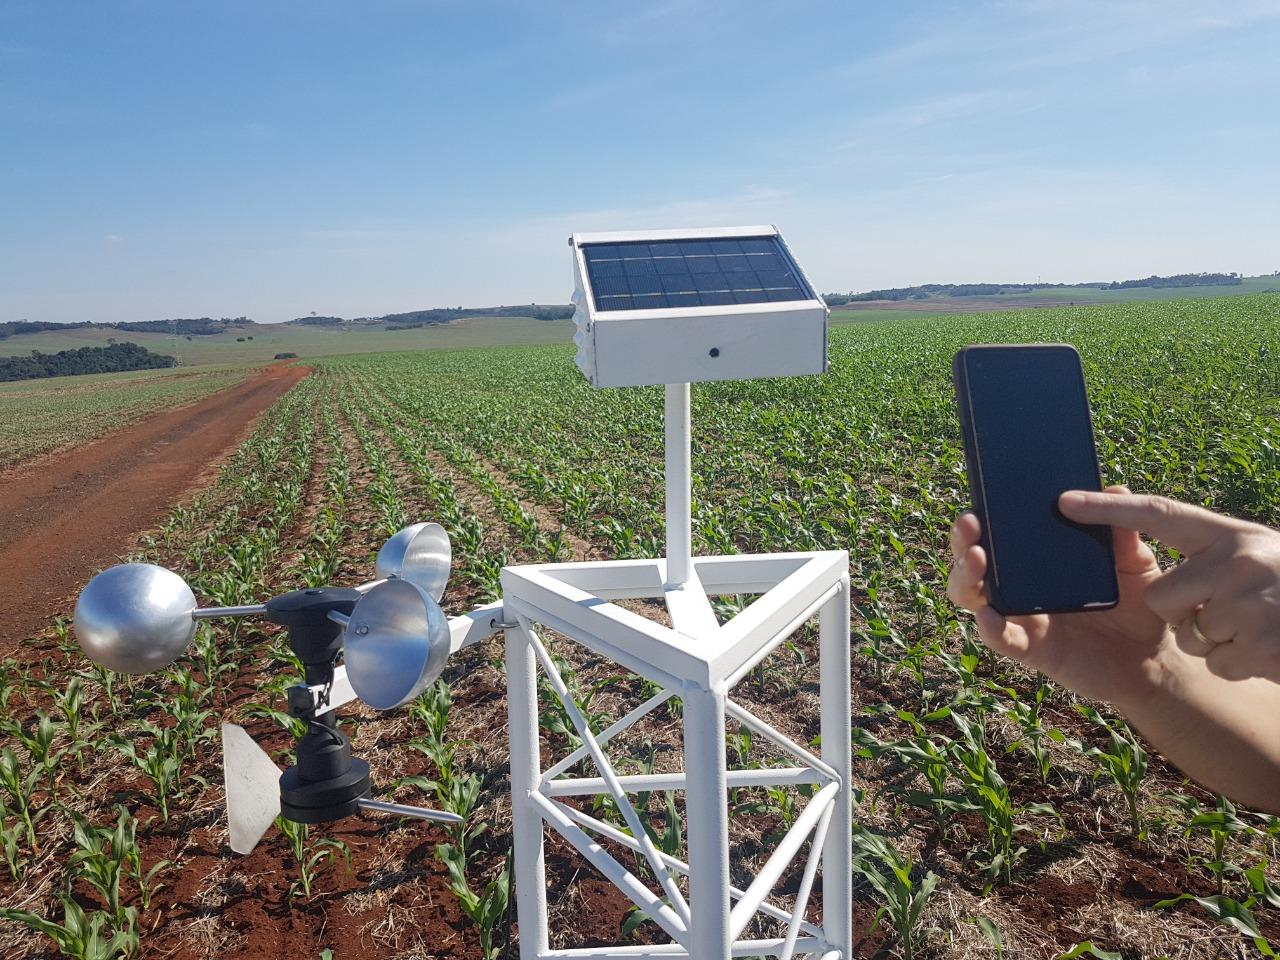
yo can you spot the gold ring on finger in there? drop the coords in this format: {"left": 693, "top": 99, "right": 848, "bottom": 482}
{"left": 1190, "top": 611, "right": 1227, "bottom": 647}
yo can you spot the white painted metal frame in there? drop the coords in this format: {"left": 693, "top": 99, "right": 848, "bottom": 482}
{"left": 501, "top": 549, "right": 852, "bottom": 960}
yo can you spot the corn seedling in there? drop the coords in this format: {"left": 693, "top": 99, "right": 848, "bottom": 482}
{"left": 948, "top": 710, "right": 1057, "bottom": 886}
{"left": 70, "top": 806, "right": 169, "bottom": 913}
{"left": 0, "top": 896, "right": 139, "bottom": 960}
{"left": 241, "top": 701, "right": 308, "bottom": 741}
{"left": 999, "top": 681, "right": 1062, "bottom": 784}
{"left": 1053, "top": 943, "right": 1122, "bottom": 960}
{"left": 0, "top": 658, "right": 20, "bottom": 711}
{"left": 854, "top": 706, "right": 962, "bottom": 834}
{"left": 976, "top": 916, "right": 1004, "bottom": 958}
{"left": 1154, "top": 884, "right": 1277, "bottom": 958}
{"left": 276, "top": 816, "right": 351, "bottom": 903}
{"left": 628, "top": 743, "right": 684, "bottom": 865}
{"left": 1174, "top": 793, "right": 1254, "bottom": 895}
{"left": 112, "top": 721, "right": 188, "bottom": 824}
{"left": 49, "top": 615, "right": 79, "bottom": 660}
{"left": 76, "top": 662, "right": 125, "bottom": 716}
{"left": 438, "top": 846, "right": 510, "bottom": 960}
{"left": 0, "top": 802, "right": 30, "bottom": 881}
{"left": 408, "top": 679, "right": 452, "bottom": 747}
{"left": 191, "top": 623, "right": 236, "bottom": 693}
{"left": 46, "top": 676, "right": 91, "bottom": 755}
{"left": 0, "top": 745, "right": 45, "bottom": 851}
{"left": 4, "top": 710, "right": 63, "bottom": 790}
{"left": 852, "top": 826, "right": 939, "bottom": 960}
{"left": 1073, "top": 705, "right": 1148, "bottom": 837}
{"left": 69, "top": 812, "right": 131, "bottom": 925}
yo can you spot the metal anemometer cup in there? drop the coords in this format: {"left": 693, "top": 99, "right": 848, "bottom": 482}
{"left": 344, "top": 578, "right": 452, "bottom": 710}
{"left": 375, "top": 521, "right": 451, "bottom": 602}
{"left": 74, "top": 563, "right": 198, "bottom": 674}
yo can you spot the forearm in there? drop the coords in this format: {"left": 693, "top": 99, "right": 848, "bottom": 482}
{"left": 1120, "top": 644, "right": 1280, "bottom": 814}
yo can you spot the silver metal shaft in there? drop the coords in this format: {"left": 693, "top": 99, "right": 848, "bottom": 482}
{"left": 356, "top": 797, "right": 463, "bottom": 824}
{"left": 191, "top": 604, "right": 268, "bottom": 620}
{"left": 327, "top": 610, "right": 350, "bottom": 627}
{"left": 353, "top": 577, "right": 388, "bottom": 594}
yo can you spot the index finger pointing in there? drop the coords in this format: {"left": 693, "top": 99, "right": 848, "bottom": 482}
{"left": 1057, "top": 490, "right": 1229, "bottom": 556}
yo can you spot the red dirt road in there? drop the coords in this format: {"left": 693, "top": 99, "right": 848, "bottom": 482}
{"left": 0, "top": 362, "right": 310, "bottom": 648}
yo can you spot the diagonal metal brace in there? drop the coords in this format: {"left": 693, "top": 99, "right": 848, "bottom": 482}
{"left": 522, "top": 617, "right": 692, "bottom": 928}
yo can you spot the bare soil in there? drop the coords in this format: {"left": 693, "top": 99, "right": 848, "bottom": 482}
{"left": 0, "top": 362, "right": 311, "bottom": 648}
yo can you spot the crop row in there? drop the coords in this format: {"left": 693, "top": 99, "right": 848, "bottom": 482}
{"left": 1, "top": 294, "right": 1277, "bottom": 959}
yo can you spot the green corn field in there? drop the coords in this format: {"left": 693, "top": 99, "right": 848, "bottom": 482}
{"left": 2, "top": 293, "right": 1279, "bottom": 960}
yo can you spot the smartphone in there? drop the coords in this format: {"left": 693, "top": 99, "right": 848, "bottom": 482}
{"left": 952, "top": 344, "right": 1118, "bottom": 615}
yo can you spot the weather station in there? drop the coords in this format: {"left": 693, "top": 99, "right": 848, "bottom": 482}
{"left": 72, "top": 225, "right": 853, "bottom": 960}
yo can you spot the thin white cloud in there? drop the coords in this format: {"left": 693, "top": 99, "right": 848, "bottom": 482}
{"left": 475, "top": 185, "right": 796, "bottom": 248}
{"left": 534, "top": 72, "right": 652, "bottom": 115}
{"left": 595, "top": 0, "right": 702, "bottom": 47}
{"left": 832, "top": 89, "right": 1043, "bottom": 153}
{"left": 835, "top": 0, "right": 1280, "bottom": 81}
{"left": 981, "top": 0, "right": 1280, "bottom": 72}
{"left": 300, "top": 228, "right": 391, "bottom": 242}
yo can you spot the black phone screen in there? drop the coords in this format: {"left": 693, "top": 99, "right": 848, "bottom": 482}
{"left": 955, "top": 345, "right": 1118, "bottom": 615}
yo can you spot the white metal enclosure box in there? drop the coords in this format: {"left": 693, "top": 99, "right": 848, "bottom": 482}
{"left": 570, "top": 225, "right": 829, "bottom": 388}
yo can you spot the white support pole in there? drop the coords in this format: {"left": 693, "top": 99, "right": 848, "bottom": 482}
{"left": 682, "top": 682, "right": 731, "bottom": 959}
{"left": 819, "top": 575, "right": 853, "bottom": 959}
{"left": 665, "top": 382, "right": 692, "bottom": 587}
{"left": 508, "top": 621, "right": 549, "bottom": 960}
{"left": 542, "top": 939, "right": 831, "bottom": 960}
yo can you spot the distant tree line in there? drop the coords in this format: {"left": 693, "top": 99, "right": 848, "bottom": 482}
{"left": 830, "top": 272, "right": 1243, "bottom": 303}
{"left": 0, "top": 317, "right": 249, "bottom": 340}
{"left": 0, "top": 320, "right": 93, "bottom": 340}
{"left": 1104, "top": 272, "right": 1242, "bottom": 290}
{"left": 287, "top": 304, "right": 575, "bottom": 330}
{"left": 114, "top": 317, "right": 250, "bottom": 335}
{"left": 0, "top": 343, "right": 177, "bottom": 382}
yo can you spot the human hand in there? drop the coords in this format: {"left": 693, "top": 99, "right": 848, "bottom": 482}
{"left": 1058, "top": 490, "right": 1280, "bottom": 681}
{"left": 947, "top": 486, "right": 1175, "bottom": 708}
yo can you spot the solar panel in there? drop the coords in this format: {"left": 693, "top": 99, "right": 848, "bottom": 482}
{"left": 582, "top": 236, "right": 813, "bottom": 312}
{"left": 569, "top": 225, "right": 828, "bottom": 387}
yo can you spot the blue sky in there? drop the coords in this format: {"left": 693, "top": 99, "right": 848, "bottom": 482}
{"left": 3, "top": 1, "right": 1278, "bottom": 324}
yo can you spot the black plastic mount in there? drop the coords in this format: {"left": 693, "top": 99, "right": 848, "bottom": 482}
{"left": 263, "top": 587, "right": 371, "bottom": 824}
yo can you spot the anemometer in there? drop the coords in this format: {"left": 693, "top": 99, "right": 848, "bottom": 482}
{"left": 75, "top": 226, "right": 854, "bottom": 960}
{"left": 75, "top": 521, "right": 480, "bottom": 851}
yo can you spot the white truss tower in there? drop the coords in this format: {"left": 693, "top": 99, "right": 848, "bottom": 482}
{"left": 503, "top": 548, "right": 852, "bottom": 960}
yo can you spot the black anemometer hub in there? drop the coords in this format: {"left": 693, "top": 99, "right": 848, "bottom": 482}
{"left": 264, "top": 587, "right": 371, "bottom": 824}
